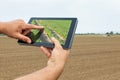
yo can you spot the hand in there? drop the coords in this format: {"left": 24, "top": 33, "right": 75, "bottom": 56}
{"left": 0, "top": 19, "right": 43, "bottom": 43}
{"left": 40, "top": 37, "right": 70, "bottom": 69}
{"left": 15, "top": 38, "right": 70, "bottom": 80}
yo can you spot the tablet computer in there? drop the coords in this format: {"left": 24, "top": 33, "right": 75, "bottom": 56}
{"left": 18, "top": 17, "right": 78, "bottom": 49}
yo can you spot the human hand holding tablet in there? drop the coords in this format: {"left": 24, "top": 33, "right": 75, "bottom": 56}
{"left": 18, "top": 17, "right": 78, "bottom": 49}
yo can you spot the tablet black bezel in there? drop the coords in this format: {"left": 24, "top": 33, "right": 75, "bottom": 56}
{"left": 18, "top": 17, "right": 78, "bottom": 49}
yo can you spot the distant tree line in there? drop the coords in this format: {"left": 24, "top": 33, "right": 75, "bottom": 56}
{"left": 76, "top": 33, "right": 101, "bottom": 35}
{"left": 106, "top": 31, "right": 120, "bottom": 36}
{"left": 76, "top": 31, "right": 120, "bottom": 36}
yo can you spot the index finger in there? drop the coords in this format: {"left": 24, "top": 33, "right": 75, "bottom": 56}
{"left": 25, "top": 24, "right": 43, "bottom": 30}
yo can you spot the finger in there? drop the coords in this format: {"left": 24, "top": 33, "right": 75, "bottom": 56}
{"left": 40, "top": 46, "right": 51, "bottom": 58}
{"left": 25, "top": 24, "right": 43, "bottom": 30}
{"left": 16, "top": 33, "right": 31, "bottom": 43}
{"left": 51, "top": 37, "right": 62, "bottom": 49}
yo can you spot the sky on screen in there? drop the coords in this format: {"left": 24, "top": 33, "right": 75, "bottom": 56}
{"left": 0, "top": 0, "right": 120, "bottom": 33}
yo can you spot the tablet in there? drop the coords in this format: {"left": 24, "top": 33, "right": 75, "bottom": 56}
{"left": 18, "top": 17, "right": 78, "bottom": 49}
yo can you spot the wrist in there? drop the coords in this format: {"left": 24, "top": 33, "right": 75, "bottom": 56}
{"left": 44, "top": 65, "right": 64, "bottom": 79}
{"left": 47, "top": 63, "right": 65, "bottom": 73}
{"left": 0, "top": 22, "right": 6, "bottom": 34}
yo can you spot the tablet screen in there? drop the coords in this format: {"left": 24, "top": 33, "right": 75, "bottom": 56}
{"left": 30, "top": 19, "right": 72, "bottom": 45}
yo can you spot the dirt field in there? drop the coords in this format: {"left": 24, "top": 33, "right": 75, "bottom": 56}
{"left": 0, "top": 35, "right": 120, "bottom": 80}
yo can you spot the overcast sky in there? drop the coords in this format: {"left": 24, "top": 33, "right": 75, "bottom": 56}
{"left": 0, "top": 0, "right": 120, "bottom": 33}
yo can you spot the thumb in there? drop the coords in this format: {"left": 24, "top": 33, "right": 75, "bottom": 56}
{"left": 51, "top": 37, "right": 62, "bottom": 49}
{"left": 17, "top": 33, "right": 31, "bottom": 43}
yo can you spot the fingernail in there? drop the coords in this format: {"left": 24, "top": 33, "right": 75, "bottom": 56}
{"left": 51, "top": 37, "right": 55, "bottom": 40}
{"left": 40, "top": 46, "right": 43, "bottom": 48}
{"left": 41, "top": 26, "right": 44, "bottom": 28}
{"left": 28, "top": 40, "right": 31, "bottom": 44}
{"left": 36, "top": 25, "right": 43, "bottom": 28}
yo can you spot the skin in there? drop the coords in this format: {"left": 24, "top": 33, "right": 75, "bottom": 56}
{"left": 0, "top": 19, "right": 70, "bottom": 80}
{"left": 0, "top": 19, "right": 43, "bottom": 43}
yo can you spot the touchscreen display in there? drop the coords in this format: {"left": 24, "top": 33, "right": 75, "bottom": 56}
{"left": 29, "top": 19, "right": 72, "bottom": 45}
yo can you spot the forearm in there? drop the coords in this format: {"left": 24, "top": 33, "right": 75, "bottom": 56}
{"left": 15, "top": 65, "right": 64, "bottom": 80}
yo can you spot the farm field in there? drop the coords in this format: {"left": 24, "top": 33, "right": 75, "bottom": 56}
{"left": 1, "top": 35, "right": 120, "bottom": 80}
